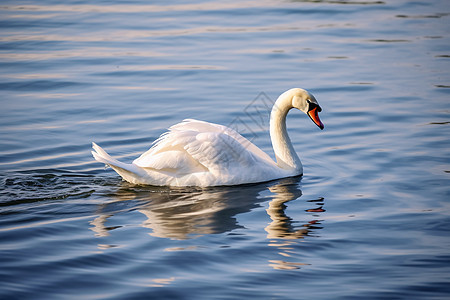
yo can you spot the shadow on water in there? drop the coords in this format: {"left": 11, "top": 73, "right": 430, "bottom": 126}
{"left": 91, "top": 177, "right": 326, "bottom": 243}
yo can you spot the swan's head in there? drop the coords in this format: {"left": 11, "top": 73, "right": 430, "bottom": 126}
{"left": 290, "top": 88, "right": 324, "bottom": 130}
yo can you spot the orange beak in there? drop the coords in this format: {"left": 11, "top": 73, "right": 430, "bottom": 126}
{"left": 307, "top": 106, "right": 324, "bottom": 130}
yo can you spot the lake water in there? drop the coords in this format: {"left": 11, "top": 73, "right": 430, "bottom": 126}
{"left": 1, "top": 0, "right": 449, "bottom": 299}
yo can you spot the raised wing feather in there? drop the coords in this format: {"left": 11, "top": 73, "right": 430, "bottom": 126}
{"left": 133, "top": 119, "right": 276, "bottom": 176}
{"left": 172, "top": 119, "right": 275, "bottom": 165}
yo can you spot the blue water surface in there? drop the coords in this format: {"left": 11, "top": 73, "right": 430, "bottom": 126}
{"left": 1, "top": 0, "right": 449, "bottom": 299}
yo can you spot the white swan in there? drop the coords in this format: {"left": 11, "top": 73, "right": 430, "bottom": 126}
{"left": 92, "top": 88, "right": 324, "bottom": 187}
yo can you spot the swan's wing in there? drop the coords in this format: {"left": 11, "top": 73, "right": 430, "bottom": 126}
{"left": 133, "top": 119, "right": 276, "bottom": 176}
{"left": 133, "top": 130, "right": 207, "bottom": 175}
{"left": 173, "top": 119, "right": 276, "bottom": 166}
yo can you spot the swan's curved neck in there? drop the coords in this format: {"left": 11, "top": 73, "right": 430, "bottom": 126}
{"left": 269, "top": 94, "right": 302, "bottom": 173}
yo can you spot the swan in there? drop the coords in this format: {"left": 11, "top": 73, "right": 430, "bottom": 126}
{"left": 92, "top": 88, "right": 324, "bottom": 187}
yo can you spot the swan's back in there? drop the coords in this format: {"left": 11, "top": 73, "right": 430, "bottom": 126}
{"left": 132, "top": 119, "right": 281, "bottom": 186}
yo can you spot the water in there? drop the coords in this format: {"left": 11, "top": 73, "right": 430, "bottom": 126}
{"left": 1, "top": 0, "right": 449, "bottom": 299}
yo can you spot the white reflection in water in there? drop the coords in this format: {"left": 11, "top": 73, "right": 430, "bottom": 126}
{"left": 91, "top": 183, "right": 261, "bottom": 239}
{"left": 265, "top": 182, "right": 325, "bottom": 270}
{"left": 90, "top": 177, "right": 325, "bottom": 270}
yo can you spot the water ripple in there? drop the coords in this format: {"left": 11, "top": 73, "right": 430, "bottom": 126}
{"left": 1, "top": 0, "right": 449, "bottom": 299}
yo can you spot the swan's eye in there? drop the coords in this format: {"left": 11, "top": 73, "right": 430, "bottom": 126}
{"left": 308, "top": 101, "right": 322, "bottom": 112}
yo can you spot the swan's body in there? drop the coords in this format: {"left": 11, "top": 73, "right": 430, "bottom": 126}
{"left": 92, "top": 88, "right": 324, "bottom": 187}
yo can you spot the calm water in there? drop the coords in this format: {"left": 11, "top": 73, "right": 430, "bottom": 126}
{"left": 1, "top": 0, "right": 449, "bottom": 299}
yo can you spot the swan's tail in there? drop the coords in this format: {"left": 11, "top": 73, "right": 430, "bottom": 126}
{"left": 91, "top": 142, "right": 146, "bottom": 184}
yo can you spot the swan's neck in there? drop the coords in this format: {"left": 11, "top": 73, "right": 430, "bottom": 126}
{"left": 269, "top": 95, "right": 302, "bottom": 173}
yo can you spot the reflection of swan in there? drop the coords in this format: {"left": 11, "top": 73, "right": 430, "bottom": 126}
{"left": 265, "top": 182, "right": 306, "bottom": 239}
{"left": 91, "top": 183, "right": 266, "bottom": 240}
{"left": 91, "top": 88, "right": 324, "bottom": 186}
{"left": 265, "top": 181, "right": 325, "bottom": 270}
{"left": 265, "top": 182, "right": 324, "bottom": 240}
{"left": 138, "top": 189, "right": 243, "bottom": 239}
{"left": 90, "top": 178, "right": 324, "bottom": 242}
